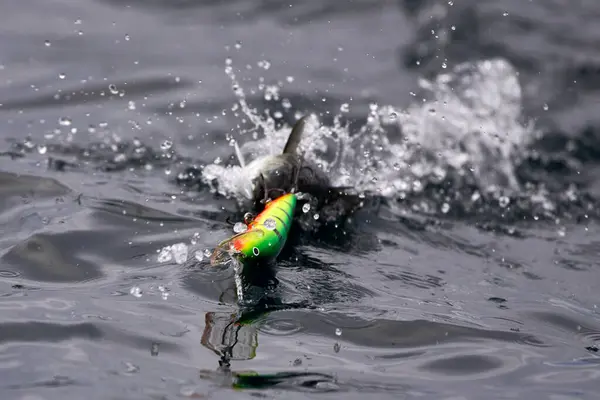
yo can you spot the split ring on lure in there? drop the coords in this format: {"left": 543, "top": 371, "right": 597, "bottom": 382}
{"left": 210, "top": 192, "right": 297, "bottom": 266}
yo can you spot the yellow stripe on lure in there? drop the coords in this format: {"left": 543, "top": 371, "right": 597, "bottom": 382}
{"left": 210, "top": 192, "right": 297, "bottom": 266}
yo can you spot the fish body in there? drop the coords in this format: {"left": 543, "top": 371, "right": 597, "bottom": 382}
{"left": 210, "top": 192, "right": 296, "bottom": 266}
{"left": 236, "top": 115, "right": 351, "bottom": 215}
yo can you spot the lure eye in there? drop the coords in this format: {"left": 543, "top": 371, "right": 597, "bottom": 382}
{"left": 252, "top": 247, "right": 260, "bottom": 256}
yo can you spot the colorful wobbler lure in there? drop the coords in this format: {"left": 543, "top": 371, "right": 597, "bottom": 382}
{"left": 210, "top": 192, "right": 297, "bottom": 266}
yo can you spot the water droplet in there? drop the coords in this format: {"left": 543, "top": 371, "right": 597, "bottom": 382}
{"left": 252, "top": 247, "right": 260, "bottom": 256}
{"left": 233, "top": 222, "right": 247, "bottom": 233}
{"left": 37, "top": 145, "right": 47, "bottom": 155}
{"left": 190, "top": 232, "right": 200, "bottom": 245}
{"left": 58, "top": 73, "right": 66, "bottom": 80}
{"left": 157, "top": 247, "right": 172, "bottom": 263}
{"left": 160, "top": 140, "right": 173, "bottom": 151}
{"left": 170, "top": 243, "right": 188, "bottom": 264}
{"left": 335, "top": 328, "right": 342, "bottom": 336}
{"left": 130, "top": 286, "right": 142, "bottom": 298}
{"left": 58, "top": 117, "right": 72, "bottom": 126}
{"left": 498, "top": 196, "right": 510, "bottom": 208}
{"left": 264, "top": 218, "right": 276, "bottom": 230}
{"left": 257, "top": 60, "right": 271, "bottom": 70}
{"left": 333, "top": 342, "right": 341, "bottom": 353}
{"left": 108, "top": 84, "right": 118, "bottom": 94}
{"left": 441, "top": 203, "right": 450, "bottom": 213}
{"left": 302, "top": 203, "right": 311, "bottom": 213}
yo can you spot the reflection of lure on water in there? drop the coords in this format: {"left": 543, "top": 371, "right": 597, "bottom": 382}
{"left": 210, "top": 192, "right": 297, "bottom": 267}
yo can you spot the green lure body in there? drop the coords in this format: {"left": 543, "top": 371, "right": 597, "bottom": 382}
{"left": 211, "top": 193, "right": 296, "bottom": 266}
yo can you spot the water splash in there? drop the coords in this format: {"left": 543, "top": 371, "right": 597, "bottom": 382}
{"left": 202, "top": 57, "right": 538, "bottom": 212}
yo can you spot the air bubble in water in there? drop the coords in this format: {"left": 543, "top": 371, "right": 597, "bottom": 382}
{"left": 233, "top": 222, "right": 247, "bottom": 233}
{"left": 125, "top": 34, "right": 130, "bottom": 41}
{"left": 264, "top": 218, "right": 276, "bottom": 230}
{"left": 194, "top": 250, "right": 204, "bottom": 262}
{"left": 498, "top": 196, "right": 510, "bottom": 208}
{"left": 128, "top": 101, "right": 136, "bottom": 110}
{"left": 302, "top": 203, "right": 311, "bottom": 213}
{"left": 313, "top": 213, "right": 320, "bottom": 220}
{"left": 335, "top": 328, "right": 342, "bottom": 336}
{"left": 130, "top": 286, "right": 142, "bottom": 298}
{"left": 109, "top": 84, "right": 119, "bottom": 94}
{"left": 37, "top": 145, "right": 47, "bottom": 155}
{"left": 58, "top": 73, "right": 66, "bottom": 80}
{"left": 203, "top": 249, "right": 212, "bottom": 258}
{"left": 389, "top": 111, "right": 398, "bottom": 120}
{"left": 161, "top": 140, "right": 173, "bottom": 151}
{"left": 340, "top": 103, "right": 349, "bottom": 113}
{"left": 543, "top": 103, "right": 549, "bottom": 111}
{"left": 44, "top": 40, "right": 51, "bottom": 47}
{"left": 234, "top": 41, "right": 242, "bottom": 49}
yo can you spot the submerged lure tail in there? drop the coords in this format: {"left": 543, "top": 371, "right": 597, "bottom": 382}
{"left": 210, "top": 192, "right": 297, "bottom": 266}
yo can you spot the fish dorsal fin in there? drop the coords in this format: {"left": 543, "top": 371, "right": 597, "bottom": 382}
{"left": 282, "top": 115, "right": 310, "bottom": 155}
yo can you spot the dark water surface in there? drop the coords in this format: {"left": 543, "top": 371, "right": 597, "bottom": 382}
{"left": 2, "top": 0, "right": 600, "bottom": 399}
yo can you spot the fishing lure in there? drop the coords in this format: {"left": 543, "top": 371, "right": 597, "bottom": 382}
{"left": 210, "top": 192, "right": 297, "bottom": 267}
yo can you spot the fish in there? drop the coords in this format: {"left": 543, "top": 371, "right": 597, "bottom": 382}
{"left": 210, "top": 192, "right": 297, "bottom": 267}
{"left": 234, "top": 115, "right": 361, "bottom": 219}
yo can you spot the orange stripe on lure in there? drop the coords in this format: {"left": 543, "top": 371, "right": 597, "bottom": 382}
{"left": 210, "top": 192, "right": 297, "bottom": 266}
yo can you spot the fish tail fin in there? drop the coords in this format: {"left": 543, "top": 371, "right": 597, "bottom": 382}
{"left": 282, "top": 115, "right": 311, "bottom": 155}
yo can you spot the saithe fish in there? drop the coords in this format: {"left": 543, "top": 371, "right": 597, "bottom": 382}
{"left": 235, "top": 115, "right": 360, "bottom": 218}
